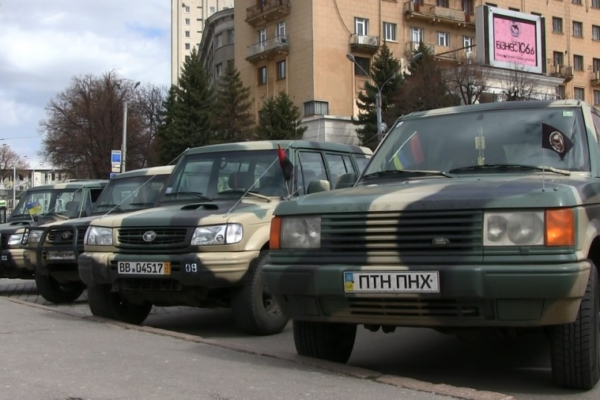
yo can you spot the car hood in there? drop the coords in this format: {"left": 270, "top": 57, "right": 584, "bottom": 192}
{"left": 275, "top": 174, "right": 594, "bottom": 214}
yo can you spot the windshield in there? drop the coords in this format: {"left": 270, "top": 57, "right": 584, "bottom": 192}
{"left": 93, "top": 174, "right": 170, "bottom": 214}
{"left": 163, "top": 149, "right": 288, "bottom": 201}
{"left": 363, "top": 107, "right": 590, "bottom": 179}
{"left": 11, "top": 189, "right": 83, "bottom": 219}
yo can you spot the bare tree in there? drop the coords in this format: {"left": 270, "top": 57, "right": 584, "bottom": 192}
{"left": 499, "top": 63, "right": 537, "bottom": 101}
{"left": 40, "top": 71, "right": 165, "bottom": 179}
{"left": 444, "top": 55, "right": 492, "bottom": 105}
{"left": 0, "top": 144, "right": 29, "bottom": 185}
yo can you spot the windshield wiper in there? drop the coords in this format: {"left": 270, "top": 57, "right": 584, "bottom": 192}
{"left": 449, "top": 164, "right": 571, "bottom": 176}
{"left": 129, "top": 202, "right": 155, "bottom": 206}
{"left": 217, "top": 189, "right": 272, "bottom": 202}
{"left": 165, "top": 191, "right": 213, "bottom": 202}
{"left": 362, "top": 169, "right": 453, "bottom": 179}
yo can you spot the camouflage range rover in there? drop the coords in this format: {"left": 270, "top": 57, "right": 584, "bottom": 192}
{"left": 264, "top": 100, "right": 600, "bottom": 390}
{"left": 0, "top": 180, "right": 107, "bottom": 281}
{"left": 78, "top": 140, "right": 372, "bottom": 335}
{"left": 21, "top": 166, "right": 173, "bottom": 304}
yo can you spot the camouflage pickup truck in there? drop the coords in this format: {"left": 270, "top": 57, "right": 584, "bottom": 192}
{"left": 0, "top": 180, "right": 107, "bottom": 281}
{"left": 264, "top": 100, "right": 600, "bottom": 390}
{"left": 78, "top": 140, "right": 371, "bottom": 335}
{"left": 21, "top": 166, "right": 173, "bottom": 304}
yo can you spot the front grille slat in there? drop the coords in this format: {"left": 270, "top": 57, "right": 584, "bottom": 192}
{"left": 118, "top": 228, "right": 188, "bottom": 246}
{"left": 326, "top": 298, "right": 481, "bottom": 319}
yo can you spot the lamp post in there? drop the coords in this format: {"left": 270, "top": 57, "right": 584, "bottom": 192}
{"left": 347, "top": 53, "right": 396, "bottom": 142}
{"left": 121, "top": 81, "right": 141, "bottom": 173}
{"left": 12, "top": 165, "right": 16, "bottom": 212}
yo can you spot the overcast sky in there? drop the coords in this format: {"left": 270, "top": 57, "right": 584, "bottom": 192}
{"left": 0, "top": 0, "right": 171, "bottom": 168}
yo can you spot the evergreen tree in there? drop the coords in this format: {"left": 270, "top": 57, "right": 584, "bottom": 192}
{"left": 351, "top": 43, "right": 402, "bottom": 150}
{"left": 211, "top": 63, "right": 255, "bottom": 143}
{"left": 156, "top": 48, "right": 214, "bottom": 164}
{"left": 255, "top": 92, "right": 306, "bottom": 141}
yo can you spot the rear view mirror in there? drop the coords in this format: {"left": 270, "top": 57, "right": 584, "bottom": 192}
{"left": 335, "top": 173, "right": 357, "bottom": 189}
{"left": 307, "top": 179, "right": 330, "bottom": 194}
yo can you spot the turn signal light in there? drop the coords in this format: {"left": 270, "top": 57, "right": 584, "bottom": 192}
{"left": 270, "top": 216, "right": 281, "bottom": 250}
{"left": 546, "top": 208, "right": 574, "bottom": 246}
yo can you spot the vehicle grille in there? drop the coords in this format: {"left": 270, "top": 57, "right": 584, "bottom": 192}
{"left": 47, "top": 227, "right": 87, "bottom": 245}
{"left": 118, "top": 228, "right": 188, "bottom": 246}
{"left": 320, "top": 210, "right": 483, "bottom": 255}
{"left": 326, "top": 298, "right": 481, "bottom": 319}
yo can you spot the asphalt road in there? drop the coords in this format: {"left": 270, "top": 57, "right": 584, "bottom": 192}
{"left": 2, "top": 279, "right": 598, "bottom": 399}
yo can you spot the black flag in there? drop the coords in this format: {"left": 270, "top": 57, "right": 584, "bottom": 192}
{"left": 541, "top": 122, "right": 573, "bottom": 160}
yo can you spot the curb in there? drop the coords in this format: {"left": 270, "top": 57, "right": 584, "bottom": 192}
{"left": 7, "top": 298, "right": 514, "bottom": 400}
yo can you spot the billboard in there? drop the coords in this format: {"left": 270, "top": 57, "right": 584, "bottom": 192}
{"left": 476, "top": 6, "right": 545, "bottom": 74}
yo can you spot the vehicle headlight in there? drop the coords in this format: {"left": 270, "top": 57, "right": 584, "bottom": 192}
{"left": 27, "top": 229, "right": 44, "bottom": 245}
{"left": 85, "top": 226, "right": 113, "bottom": 246}
{"left": 9, "top": 233, "right": 24, "bottom": 246}
{"left": 191, "top": 224, "right": 243, "bottom": 245}
{"left": 484, "top": 212, "right": 544, "bottom": 246}
{"left": 280, "top": 216, "right": 321, "bottom": 249}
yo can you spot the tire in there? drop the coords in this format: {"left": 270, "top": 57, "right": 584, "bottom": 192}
{"left": 551, "top": 264, "right": 600, "bottom": 390}
{"left": 35, "top": 272, "right": 85, "bottom": 304}
{"left": 231, "top": 251, "right": 289, "bottom": 335}
{"left": 293, "top": 320, "right": 357, "bottom": 363}
{"left": 87, "top": 284, "right": 152, "bottom": 325}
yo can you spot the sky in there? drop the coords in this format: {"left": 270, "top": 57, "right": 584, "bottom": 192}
{"left": 0, "top": 0, "right": 171, "bottom": 168}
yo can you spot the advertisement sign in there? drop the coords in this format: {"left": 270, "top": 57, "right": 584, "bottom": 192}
{"left": 111, "top": 150, "right": 122, "bottom": 173}
{"left": 476, "top": 6, "right": 544, "bottom": 74}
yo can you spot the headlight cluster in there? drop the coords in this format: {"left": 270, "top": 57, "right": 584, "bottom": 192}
{"left": 280, "top": 216, "right": 321, "bottom": 249}
{"left": 484, "top": 212, "right": 544, "bottom": 246}
{"left": 24, "top": 229, "right": 44, "bottom": 245}
{"left": 85, "top": 226, "right": 113, "bottom": 246}
{"left": 191, "top": 224, "right": 243, "bottom": 245}
{"left": 9, "top": 233, "right": 24, "bottom": 247}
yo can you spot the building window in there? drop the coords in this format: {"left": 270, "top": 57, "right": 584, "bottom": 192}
{"left": 573, "top": 21, "right": 583, "bottom": 37}
{"left": 438, "top": 32, "right": 450, "bottom": 47}
{"left": 572, "top": 0, "right": 582, "bottom": 4}
{"left": 574, "top": 87, "right": 585, "bottom": 100}
{"left": 593, "top": 25, "right": 600, "bottom": 41}
{"left": 258, "top": 66, "right": 267, "bottom": 85}
{"left": 553, "top": 51, "right": 564, "bottom": 66}
{"left": 303, "top": 101, "right": 329, "bottom": 117}
{"left": 277, "top": 60, "right": 286, "bottom": 80}
{"left": 216, "top": 33, "right": 223, "bottom": 48}
{"left": 277, "top": 22, "right": 286, "bottom": 37}
{"left": 437, "top": 0, "right": 449, "bottom": 7}
{"left": 353, "top": 56, "right": 370, "bottom": 76}
{"left": 552, "top": 17, "right": 563, "bottom": 33}
{"left": 185, "top": 31, "right": 190, "bottom": 38}
{"left": 593, "top": 0, "right": 600, "bottom": 8}
{"left": 411, "top": 27, "right": 424, "bottom": 43}
{"left": 594, "top": 90, "right": 600, "bottom": 106}
{"left": 185, "top": 6, "right": 190, "bottom": 13}
{"left": 355, "top": 18, "right": 368, "bottom": 36}
{"left": 185, "top": 43, "right": 190, "bottom": 50}
{"left": 210, "top": 6, "right": 216, "bottom": 13}
{"left": 216, "top": 63, "right": 223, "bottom": 79}
{"left": 383, "top": 22, "right": 397, "bottom": 42}
{"left": 258, "top": 28, "right": 267, "bottom": 44}
{"left": 556, "top": 85, "right": 566, "bottom": 100}
{"left": 462, "top": 0, "right": 474, "bottom": 14}
{"left": 227, "top": 29, "right": 234, "bottom": 44}
{"left": 463, "top": 36, "right": 474, "bottom": 53}
{"left": 185, "top": 18, "right": 190, "bottom": 25}
{"left": 593, "top": 58, "right": 600, "bottom": 72}
{"left": 574, "top": 55, "right": 584, "bottom": 71}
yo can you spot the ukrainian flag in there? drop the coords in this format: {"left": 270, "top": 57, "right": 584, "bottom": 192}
{"left": 391, "top": 133, "right": 424, "bottom": 170}
{"left": 26, "top": 201, "right": 42, "bottom": 215}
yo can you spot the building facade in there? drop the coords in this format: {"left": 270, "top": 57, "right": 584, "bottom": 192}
{"left": 198, "top": 8, "right": 236, "bottom": 86}
{"left": 171, "top": 0, "right": 234, "bottom": 85}
{"left": 225, "top": 1, "right": 600, "bottom": 144}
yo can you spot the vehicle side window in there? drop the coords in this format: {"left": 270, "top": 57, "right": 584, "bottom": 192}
{"left": 325, "top": 153, "right": 352, "bottom": 187}
{"left": 591, "top": 112, "right": 600, "bottom": 151}
{"left": 90, "top": 188, "right": 103, "bottom": 203}
{"left": 298, "top": 151, "right": 327, "bottom": 194}
{"left": 354, "top": 155, "right": 371, "bottom": 174}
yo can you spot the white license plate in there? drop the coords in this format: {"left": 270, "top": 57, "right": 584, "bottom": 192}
{"left": 48, "top": 251, "right": 76, "bottom": 260}
{"left": 344, "top": 271, "right": 440, "bottom": 293}
{"left": 117, "top": 261, "right": 171, "bottom": 275}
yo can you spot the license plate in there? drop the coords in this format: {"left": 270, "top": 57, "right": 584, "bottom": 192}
{"left": 47, "top": 251, "right": 76, "bottom": 260}
{"left": 117, "top": 261, "right": 171, "bottom": 275}
{"left": 344, "top": 271, "right": 440, "bottom": 293}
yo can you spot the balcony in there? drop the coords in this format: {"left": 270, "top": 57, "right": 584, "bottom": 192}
{"left": 404, "top": 41, "right": 434, "bottom": 58}
{"left": 591, "top": 71, "right": 600, "bottom": 87}
{"left": 246, "top": 0, "right": 291, "bottom": 27}
{"left": 404, "top": 1, "right": 475, "bottom": 29}
{"left": 349, "top": 34, "right": 380, "bottom": 54}
{"left": 246, "top": 35, "right": 289, "bottom": 63}
{"left": 550, "top": 65, "right": 573, "bottom": 82}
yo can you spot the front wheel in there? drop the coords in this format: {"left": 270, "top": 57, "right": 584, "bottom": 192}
{"left": 35, "top": 271, "right": 85, "bottom": 304}
{"left": 87, "top": 284, "right": 152, "bottom": 325}
{"left": 551, "top": 264, "right": 600, "bottom": 390}
{"left": 293, "top": 320, "right": 357, "bottom": 363}
{"left": 231, "top": 251, "right": 289, "bottom": 335}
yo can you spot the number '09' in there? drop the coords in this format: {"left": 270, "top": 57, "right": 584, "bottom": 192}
{"left": 185, "top": 263, "right": 198, "bottom": 273}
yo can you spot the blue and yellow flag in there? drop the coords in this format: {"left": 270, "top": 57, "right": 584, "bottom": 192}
{"left": 26, "top": 201, "right": 42, "bottom": 215}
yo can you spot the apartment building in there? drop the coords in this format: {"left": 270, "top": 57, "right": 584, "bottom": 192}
{"left": 199, "top": 8, "right": 235, "bottom": 86}
{"left": 228, "top": 1, "right": 600, "bottom": 144}
{"left": 171, "top": 0, "right": 234, "bottom": 85}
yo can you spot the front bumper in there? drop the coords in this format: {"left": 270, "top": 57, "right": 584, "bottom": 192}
{"left": 78, "top": 250, "right": 260, "bottom": 289}
{"left": 0, "top": 248, "right": 31, "bottom": 278}
{"left": 262, "top": 261, "right": 592, "bottom": 327}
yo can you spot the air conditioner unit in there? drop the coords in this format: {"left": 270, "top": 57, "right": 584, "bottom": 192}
{"left": 356, "top": 35, "right": 368, "bottom": 45}
{"left": 368, "top": 36, "right": 378, "bottom": 46}
{"left": 560, "top": 66, "right": 573, "bottom": 76}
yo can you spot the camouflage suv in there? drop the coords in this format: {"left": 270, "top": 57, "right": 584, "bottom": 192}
{"left": 0, "top": 180, "right": 107, "bottom": 281}
{"left": 264, "top": 100, "right": 600, "bottom": 390}
{"left": 78, "top": 141, "right": 371, "bottom": 335}
{"left": 21, "top": 166, "right": 173, "bottom": 304}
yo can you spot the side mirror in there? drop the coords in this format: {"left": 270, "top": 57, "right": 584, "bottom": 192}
{"left": 307, "top": 179, "right": 330, "bottom": 194}
{"left": 335, "top": 173, "right": 357, "bottom": 189}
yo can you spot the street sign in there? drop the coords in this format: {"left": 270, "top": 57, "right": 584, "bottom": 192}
{"left": 109, "top": 173, "right": 118, "bottom": 179}
{"left": 111, "top": 150, "right": 122, "bottom": 173}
